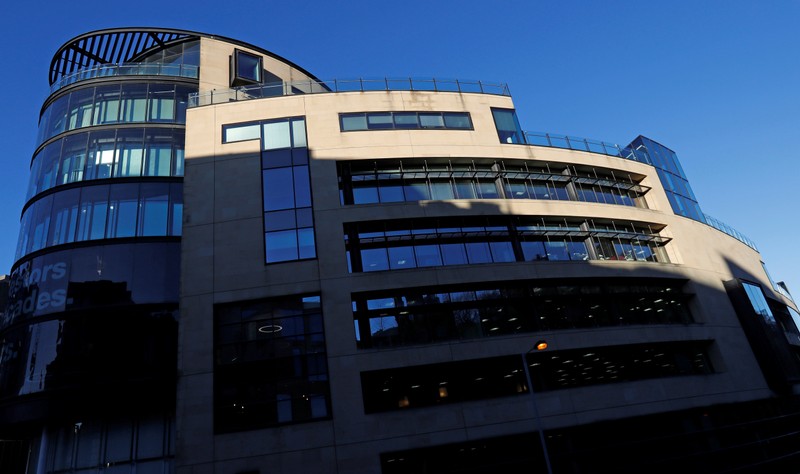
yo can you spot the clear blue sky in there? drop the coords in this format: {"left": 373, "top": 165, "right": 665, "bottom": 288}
{"left": 0, "top": 1, "right": 797, "bottom": 294}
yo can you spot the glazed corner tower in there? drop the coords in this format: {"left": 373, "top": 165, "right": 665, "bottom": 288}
{"left": 3, "top": 27, "right": 800, "bottom": 474}
{"left": 0, "top": 28, "right": 200, "bottom": 473}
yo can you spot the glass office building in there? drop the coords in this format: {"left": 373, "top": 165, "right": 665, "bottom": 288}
{"left": 1, "top": 28, "right": 800, "bottom": 473}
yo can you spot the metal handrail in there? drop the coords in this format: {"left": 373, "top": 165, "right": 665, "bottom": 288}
{"left": 703, "top": 214, "right": 758, "bottom": 251}
{"left": 188, "top": 77, "right": 511, "bottom": 107}
{"left": 521, "top": 132, "right": 758, "bottom": 251}
{"left": 50, "top": 62, "right": 199, "bottom": 94}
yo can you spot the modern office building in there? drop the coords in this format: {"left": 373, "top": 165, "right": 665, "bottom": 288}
{"left": 2, "top": 27, "right": 800, "bottom": 473}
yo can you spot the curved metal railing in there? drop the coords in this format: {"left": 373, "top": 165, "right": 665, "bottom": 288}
{"left": 50, "top": 62, "right": 199, "bottom": 94}
{"left": 188, "top": 77, "right": 511, "bottom": 107}
{"left": 522, "top": 131, "right": 758, "bottom": 251}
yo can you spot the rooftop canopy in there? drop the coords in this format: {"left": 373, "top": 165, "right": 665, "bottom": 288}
{"left": 48, "top": 27, "right": 321, "bottom": 87}
{"left": 49, "top": 28, "right": 199, "bottom": 86}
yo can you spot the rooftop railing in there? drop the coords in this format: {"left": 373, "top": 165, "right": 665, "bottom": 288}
{"left": 50, "top": 63, "right": 199, "bottom": 94}
{"left": 523, "top": 132, "right": 759, "bottom": 251}
{"left": 703, "top": 214, "right": 758, "bottom": 251}
{"left": 522, "top": 131, "right": 649, "bottom": 163}
{"left": 186, "top": 76, "right": 758, "bottom": 253}
{"left": 188, "top": 78, "right": 511, "bottom": 107}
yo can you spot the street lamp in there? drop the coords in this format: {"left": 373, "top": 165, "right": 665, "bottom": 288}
{"left": 521, "top": 340, "right": 553, "bottom": 474}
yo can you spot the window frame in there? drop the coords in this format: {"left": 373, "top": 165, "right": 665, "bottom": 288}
{"left": 231, "top": 49, "right": 264, "bottom": 87}
{"left": 339, "top": 112, "right": 473, "bottom": 132}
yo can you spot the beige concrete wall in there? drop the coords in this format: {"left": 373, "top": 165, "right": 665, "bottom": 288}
{"left": 178, "top": 89, "right": 790, "bottom": 473}
{"left": 198, "top": 37, "right": 317, "bottom": 93}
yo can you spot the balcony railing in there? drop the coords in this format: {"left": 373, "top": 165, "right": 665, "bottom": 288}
{"left": 523, "top": 131, "right": 649, "bottom": 162}
{"left": 50, "top": 63, "right": 199, "bottom": 94}
{"left": 523, "top": 132, "right": 759, "bottom": 251}
{"left": 188, "top": 78, "right": 511, "bottom": 107}
{"left": 703, "top": 214, "right": 758, "bottom": 251}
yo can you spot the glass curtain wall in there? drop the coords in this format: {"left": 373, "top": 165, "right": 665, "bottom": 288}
{"left": 339, "top": 160, "right": 648, "bottom": 208}
{"left": 345, "top": 217, "right": 669, "bottom": 273}
{"left": 37, "top": 83, "right": 193, "bottom": 145}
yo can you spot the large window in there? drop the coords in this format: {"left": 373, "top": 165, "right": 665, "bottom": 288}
{"left": 353, "top": 280, "right": 693, "bottom": 349}
{"left": 742, "top": 281, "right": 778, "bottom": 328}
{"left": 261, "top": 117, "right": 316, "bottom": 263}
{"left": 214, "top": 295, "right": 330, "bottom": 433}
{"left": 27, "top": 128, "right": 185, "bottom": 200}
{"left": 491, "top": 108, "right": 525, "bottom": 144}
{"left": 222, "top": 122, "right": 261, "bottom": 143}
{"left": 340, "top": 112, "right": 472, "bottom": 131}
{"left": 627, "top": 136, "right": 706, "bottom": 223}
{"left": 4, "top": 242, "right": 180, "bottom": 324}
{"left": 361, "top": 341, "right": 713, "bottom": 413}
{"left": 525, "top": 341, "right": 713, "bottom": 392}
{"left": 37, "top": 83, "right": 194, "bottom": 145}
{"left": 231, "top": 49, "right": 263, "bottom": 86}
{"left": 344, "top": 216, "right": 669, "bottom": 274}
{"left": 338, "top": 159, "right": 648, "bottom": 208}
{"left": 220, "top": 117, "right": 317, "bottom": 264}
{"left": 16, "top": 183, "right": 182, "bottom": 259}
{"left": 35, "top": 416, "right": 174, "bottom": 473}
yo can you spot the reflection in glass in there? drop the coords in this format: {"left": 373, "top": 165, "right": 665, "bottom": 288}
{"left": 344, "top": 218, "right": 667, "bottom": 273}
{"left": 235, "top": 50, "right": 262, "bottom": 84}
{"left": 113, "top": 129, "right": 145, "bottom": 177}
{"left": 214, "top": 294, "right": 330, "bottom": 432}
{"left": 85, "top": 130, "right": 116, "bottom": 180}
{"left": 266, "top": 229, "right": 299, "bottom": 262}
{"left": 148, "top": 84, "right": 176, "bottom": 122}
{"left": 139, "top": 185, "right": 169, "bottom": 236}
{"left": 361, "top": 248, "right": 389, "bottom": 272}
{"left": 492, "top": 108, "right": 525, "bottom": 144}
{"left": 93, "top": 84, "right": 122, "bottom": 125}
{"left": 120, "top": 84, "right": 148, "bottom": 122}
{"left": 263, "top": 121, "right": 291, "bottom": 150}
{"left": 743, "top": 282, "right": 777, "bottom": 326}
{"left": 77, "top": 185, "right": 109, "bottom": 241}
{"left": 59, "top": 134, "right": 88, "bottom": 185}
{"left": 339, "top": 112, "right": 472, "bottom": 131}
{"left": 263, "top": 168, "right": 294, "bottom": 211}
{"left": 107, "top": 184, "right": 139, "bottom": 238}
{"left": 298, "top": 227, "right": 316, "bottom": 259}
{"left": 389, "top": 247, "right": 416, "bottom": 269}
{"left": 258, "top": 117, "right": 316, "bottom": 263}
{"left": 48, "top": 189, "right": 80, "bottom": 246}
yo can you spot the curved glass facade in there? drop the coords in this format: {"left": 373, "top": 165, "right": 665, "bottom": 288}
{"left": 26, "top": 127, "right": 184, "bottom": 201}
{"left": 1, "top": 31, "right": 196, "bottom": 456}
{"left": 37, "top": 82, "right": 193, "bottom": 146}
{"left": 16, "top": 182, "right": 182, "bottom": 260}
{"left": 0, "top": 242, "right": 179, "bottom": 400}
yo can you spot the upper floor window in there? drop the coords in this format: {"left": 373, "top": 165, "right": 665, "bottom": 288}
{"left": 37, "top": 83, "right": 194, "bottom": 146}
{"left": 492, "top": 108, "right": 524, "bottom": 144}
{"left": 222, "top": 122, "right": 261, "bottom": 143}
{"left": 16, "top": 182, "right": 182, "bottom": 260}
{"left": 231, "top": 49, "right": 263, "bottom": 86}
{"left": 337, "top": 159, "right": 649, "bottom": 209}
{"left": 27, "top": 127, "right": 185, "bottom": 201}
{"left": 353, "top": 280, "right": 693, "bottom": 350}
{"left": 260, "top": 117, "right": 316, "bottom": 263}
{"left": 340, "top": 112, "right": 472, "bottom": 132}
{"left": 214, "top": 295, "right": 330, "bottom": 433}
{"left": 344, "top": 216, "right": 670, "bottom": 274}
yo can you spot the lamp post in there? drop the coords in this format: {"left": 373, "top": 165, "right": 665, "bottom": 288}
{"left": 522, "top": 340, "right": 553, "bottom": 474}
